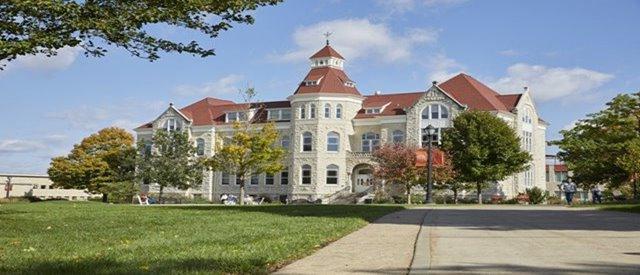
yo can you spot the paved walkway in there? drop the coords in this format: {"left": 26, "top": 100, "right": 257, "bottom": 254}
{"left": 275, "top": 205, "right": 640, "bottom": 275}
{"left": 276, "top": 208, "right": 429, "bottom": 274}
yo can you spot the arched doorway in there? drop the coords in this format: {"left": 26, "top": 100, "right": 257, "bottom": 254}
{"left": 352, "top": 164, "right": 374, "bottom": 193}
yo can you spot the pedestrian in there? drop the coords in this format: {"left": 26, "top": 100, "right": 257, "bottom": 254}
{"left": 561, "top": 180, "right": 577, "bottom": 205}
{"left": 591, "top": 186, "right": 603, "bottom": 204}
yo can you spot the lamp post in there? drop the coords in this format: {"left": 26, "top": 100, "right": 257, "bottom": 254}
{"left": 424, "top": 125, "right": 436, "bottom": 204}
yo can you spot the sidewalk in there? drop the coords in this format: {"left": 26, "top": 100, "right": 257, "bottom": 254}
{"left": 275, "top": 208, "right": 429, "bottom": 275}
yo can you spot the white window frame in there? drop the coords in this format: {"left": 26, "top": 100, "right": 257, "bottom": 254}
{"left": 326, "top": 164, "right": 339, "bottom": 185}
{"left": 361, "top": 132, "right": 380, "bottom": 152}
{"left": 301, "top": 165, "right": 312, "bottom": 184}
{"left": 324, "top": 103, "right": 331, "bottom": 118}
{"left": 336, "top": 104, "right": 343, "bottom": 119}
{"left": 302, "top": 132, "right": 313, "bottom": 152}
{"left": 327, "top": 131, "right": 339, "bottom": 152}
{"left": 196, "top": 138, "right": 205, "bottom": 156}
{"left": 392, "top": 130, "right": 404, "bottom": 144}
{"left": 280, "top": 167, "right": 289, "bottom": 185}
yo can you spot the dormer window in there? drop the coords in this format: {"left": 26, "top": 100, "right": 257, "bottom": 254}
{"left": 344, "top": 81, "right": 356, "bottom": 87}
{"left": 268, "top": 109, "right": 292, "bottom": 121}
{"left": 226, "top": 111, "right": 247, "bottom": 122}
{"left": 165, "top": 118, "right": 181, "bottom": 132}
{"left": 365, "top": 108, "right": 381, "bottom": 114}
{"left": 303, "top": 80, "right": 319, "bottom": 86}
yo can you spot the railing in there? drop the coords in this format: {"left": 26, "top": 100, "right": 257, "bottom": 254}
{"left": 348, "top": 151, "right": 373, "bottom": 157}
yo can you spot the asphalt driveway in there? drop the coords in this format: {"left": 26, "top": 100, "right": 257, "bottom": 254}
{"left": 416, "top": 205, "right": 640, "bottom": 274}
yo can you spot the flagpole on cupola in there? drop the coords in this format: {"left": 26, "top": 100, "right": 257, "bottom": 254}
{"left": 324, "top": 32, "right": 332, "bottom": 46}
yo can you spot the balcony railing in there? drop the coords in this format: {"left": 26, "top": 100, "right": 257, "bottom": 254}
{"left": 349, "top": 151, "right": 373, "bottom": 157}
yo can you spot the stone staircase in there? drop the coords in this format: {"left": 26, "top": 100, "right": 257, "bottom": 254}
{"left": 326, "top": 186, "right": 374, "bottom": 204}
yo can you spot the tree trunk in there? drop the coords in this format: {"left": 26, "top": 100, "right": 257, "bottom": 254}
{"left": 239, "top": 183, "right": 246, "bottom": 205}
{"left": 453, "top": 188, "right": 458, "bottom": 204}
{"left": 476, "top": 182, "right": 482, "bottom": 204}
{"left": 633, "top": 178, "right": 638, "bottom": 201}
{"left": 406, "top": 187, "right": 411, "bottom": 205}
{"left": 159, "top": 186, "right": 164, "bottom": 204}
{"left": 102, "top": 193, "right": 108, "bottom": 203}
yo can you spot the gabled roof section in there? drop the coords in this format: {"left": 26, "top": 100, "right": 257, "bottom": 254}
{"left": 356, "top": 92, "right": 424, "bottom": 118}
{"left": 294, "top": 67, "right": 360, "bottom": 95}
{"left": 310, "top": 45, "right": 345, "bottom": 59}
{"left": 497, "top": 94, "right": 522, "bottom": 111}
{"left": 439, "top": 73, "right": 511, "bottom": 111}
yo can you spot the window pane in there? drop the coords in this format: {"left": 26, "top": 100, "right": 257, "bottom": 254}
{"left": 281, "top": 169, "right": 289, "bottom": 185}
{"left": 268, "top": 110, "right": 279, "bottom": 120}
{"left": 227, "top": 112, "right": 237, "bottom": 121}
{"left": 221, "top": 173, "right": 230, "bottom": 185}
{"left": 336, "top": 105, "right": 342, "bottom": 118}
{"left": 303, "top": 133, "right": 313, "bottom": 152}
{"left": 196, "top": 139, "right": 205, "bottom": 156}
{"left": 281, "top": 109, "right": 291, "bottom": 120}
{"left": 431, "top": 104, "right": 439, "bottom": 119}
{"left": 300, "top": 106, "right": 306, "bottom": 119}
{"left": 251, "top": 174, "right": 259, "bottom": 185}
{"left": 266, "top": 173, "right": 274, "bottom": 185}
{"left": 441, "top": 106, "right": 449, "bottom": 118}
{"left": 310, "top": 104, "right": 316, "bottom": 119}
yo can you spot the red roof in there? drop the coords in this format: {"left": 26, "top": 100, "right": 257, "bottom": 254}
{"left": 310, "top": 45, "right": 345, "bottom": 59}
{"left": 439, "top": 73, "right": 512, "bottom": 111}
{"left": 497, "top": 94, "right": 522, "bottom": 111}
{"left": 355, "top": 92, "right": 424, "bottom": 118}
{"left": 294, "top": 67, "right": 360, "bottom": 95}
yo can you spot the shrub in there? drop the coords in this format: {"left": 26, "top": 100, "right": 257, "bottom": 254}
{"left": 391, "top": 195, "right": 407, "bottom": 204}
{"left": 501, "top": 198, "right": 519, "bottom": 204}
{"left": 526, "top": 187, "right": 547, "bottom": 204}
{"left": 411, "top": 194, "right": 426, "bottom": 204}
{"left": 373, "top": 189, "right": 393, "bottom": 204}
{"left": 546, "top": 196, "right": 563, "bottom": 205}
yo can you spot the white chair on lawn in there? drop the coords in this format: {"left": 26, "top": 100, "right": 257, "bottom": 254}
{"left": 137, "top": 195, "right": 150, "bottom": 206}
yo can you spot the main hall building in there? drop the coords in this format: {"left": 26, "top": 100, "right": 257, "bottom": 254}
{"left": 135, "top": 43, "right": 547, "bottom": 203}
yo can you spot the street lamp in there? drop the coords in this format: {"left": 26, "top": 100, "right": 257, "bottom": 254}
{"left": 423, "top": 124, "right": 436, "bottom": 204}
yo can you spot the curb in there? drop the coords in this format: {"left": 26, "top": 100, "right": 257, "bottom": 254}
{"left": 409, "top": 208, "right": 432, "bottom": 275}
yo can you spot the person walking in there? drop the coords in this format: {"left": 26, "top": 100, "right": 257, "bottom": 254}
{"left": 561, "top": 180, "right": 577, "bottom": 205}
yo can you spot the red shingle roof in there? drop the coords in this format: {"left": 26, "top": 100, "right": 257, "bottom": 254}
{"left": 355, "top": 92, "right": 424, "bottom": 118}
{"left": 439, "top": 73, "right": 510, "bottom": 111}
{"left": 310, "top": 45, "right": 345, "bottom": 59}
{"left": 294, "top": 67, "right": 360, "bottom": 95}
{"left": 497, "top": 94, "right": 522, "bottom": 111}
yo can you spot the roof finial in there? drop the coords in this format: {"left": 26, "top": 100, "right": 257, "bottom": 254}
{"left": 323, "top": 32, "right": 332, "bottom": 46}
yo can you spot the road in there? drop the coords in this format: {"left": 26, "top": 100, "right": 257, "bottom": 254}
{"left": 415, "top": 205, "right": 640, "bottom": 274}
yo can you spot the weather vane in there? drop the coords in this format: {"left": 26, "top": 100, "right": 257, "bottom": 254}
{"left": 323, "top": 32, "right": 332, "bottom": 46}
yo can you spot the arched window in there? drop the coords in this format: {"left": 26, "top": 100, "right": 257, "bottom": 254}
{"left": 327, "top": 131, "right": 339, "bottom": 152}
{"left": 324, "top": 103, "right": 331, "bottom": 118}
{"left": 300, "top": 105, "right": 306, "bottom": 119}
{"left": 326, "top": 164, "right": 339, "bottom": 185}
{"left": 165, "top": 118, "right": 181, "bottom": 132}
{"left": 362, "top": 132, "right": 380, "bottom": 152}
{"left": 422, "top": 104, "right": 449, "bottom": 119}
{"left": 301, "top": 164, "right": 312, "bottom": 184}
{"left": 336, "top": 104, "right": 343, "bottom": 119}
{"left": 302, "top": 132, "right": 313, "bottom": 152}
{"left": 281, "top": 135, "right": 290, "bottom": 149}
{"left": 196, "top": 138, "right": 205, "bottom": 156}
{"left": 392, "top": 130, "right": 404, "bottom": 144}
{"left": 310, "top": 104, "right": 316, "bottom": 119}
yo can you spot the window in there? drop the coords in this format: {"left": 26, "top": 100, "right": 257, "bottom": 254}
{"left": 327, "top": 131, "right": 339, "bottom": 152}
{"left": 266, "top": 173, "right": 274, "bottom": 185}
{"left": 281, "top": 135, "right": 290, "bottom": 149}
{"left": 361, "top": 132, "right": 380, "bottom": 152}
{"left": 310, "top": 104, "right": 316, "bottom": 119}
{"left": 268, "top": 110, "right": 279, "bottom": 120}
{"left": 281, "top": 109, "right": 292, "bottom": 120}
{"left": 392, "top": 130, "right": 404, "bottom": 144}
{"left": 421, "top": 128, "right": 441, "bottom": 147}
{"left": 422, "top": 104, "right": 448, "bottom": 119}
{"left": 524, "top": 166, "right": 534, "bottom": 187}
{"left": 344, "top": 81, "right": 356, "bottom": 88}
{"left": 226, "top": 112, "right": 247, "bottom": 122}
{"left": 302, "top": 132, "right": 313, "bottom": 152}
{"left": 281, "top": 167, "right": 289, "bottom": 185}
{"left": 324, "top": 103, "right": 331, "bottom": 118}
{"left": 522, "top": 131, "right": 533, "bottom": 151}
{"left": 365, "top": 108, "right": 381, "bottom": 114}
{"left": 336, "top": 104, "right": 343, "bottom": 119}
{"left": 326, "top": 165, "right": 339, "bottom": 185}
{"left": 300, "top": 105, "right": 306, "bottom": 119}
{"left": 143, "top": 140, "right": 152, "bottom": 157}
{"left": 251, "top": 173, "right": 259, "bottom": 185}
{"left": 522, "top": 109, "right": 532, "bottom": 124}
{"left": 301, "top": 165, "right": 312, "bottom": 184}
{"left": 235, "top": 174, "right": 242, "bottom": 185}
{"left": 221, "top": 172, "right": 230, "bottom": 185}
{"left": 40, "top": 185, "right": 46, "bottom": 189}
{"left": 166, "top": 118, "right": 180, "bottom": 131}
{"left": 196, "top": 138, "right": 205, "bottom": 156}
{"left": 269, "top": 109, "right": 293, "bottom": 121}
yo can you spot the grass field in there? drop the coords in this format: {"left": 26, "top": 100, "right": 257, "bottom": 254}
{"left": 0, "top": 202, "right": 403, "bottom": 274}
{"left": 599, "top": 204, "right": 640, "bottom": 214}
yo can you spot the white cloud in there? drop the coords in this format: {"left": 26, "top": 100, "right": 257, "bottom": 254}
{"left": 491, "top": 63, "right": 614, "bottom": 101}
{"left": 1, "top": 46, "right": 81, "bottom": 73}
{"left": 376, "top": 0, "right": 468, "bottom": 14}
{"left": 0, "top": 140, "right": 47, "bottom": 154}
{"left": 173, "top": 74, "right": 245, "bottom": 96}
{"left": 426, "top": 54, "right": 466, "bottom": 83}
{"left": 274, "top": 19, "right": 438, "bottom": 63}
{"left": 498, "top": 49, "right": 522, "bottom": 57}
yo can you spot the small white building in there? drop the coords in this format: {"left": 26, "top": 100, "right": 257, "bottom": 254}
{"left": 0, "top": 174, "right": 96, "bottom": 201}
{"left": 135, "top": 43, "right": 548, "bottom": 203}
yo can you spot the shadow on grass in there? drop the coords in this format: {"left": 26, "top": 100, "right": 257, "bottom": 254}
{"left": 2, "top": 257, "right": 273, "bottom": 275}
{"left": 354, "top": 262, "right": 640, "bottom": 274}
{"left": 155, "top": 204, "right": 407, "bottom": 223}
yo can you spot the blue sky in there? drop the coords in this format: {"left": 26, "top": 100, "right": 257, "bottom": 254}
{"left": 1, "top": 0, "right": 639, "bottom": 174}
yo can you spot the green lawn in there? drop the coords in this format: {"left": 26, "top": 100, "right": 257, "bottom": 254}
{"left": 599, "top": 204, "right": 640, "bottom": 214}
{"left": 0, "top": 202, "right": 403, "bottom": 274}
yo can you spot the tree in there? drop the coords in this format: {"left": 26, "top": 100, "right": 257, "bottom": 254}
{"left": 441, "top": 111, "right": 531, "bottom": 204}
{"left": 205, "top": 87, "right": 285, "bottom": 205}
{"left": 136, "top": 130, "right": 204, "bottom": 203}
{"left": 432, "top": 154, "right": 465, "bottom": 204}
{"left": 48, "top": 127, "right": 136, "bottom": 202}
{"left": 554, "top": 92, "right": 640, "bottom": 200}
{"left": 372, "top": 143, "right": 423, "bottom": 204}
{"left": 0, "top": 0, "right": 282, "bottom": 68}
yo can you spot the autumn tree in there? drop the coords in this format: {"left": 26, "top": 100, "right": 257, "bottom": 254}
{"left": 441, "top": 111, "right": 531, "bottom": 204}
{"left": 205, "top": 88, "right": 285, "bottom": 205}
{"left": 432, "top": 154, "right": 465, "bottom": 204}
{"left": 48, "top": 127, "right": 136, "bottom": 202}
{"left": 135, "top": 130, "right": 204, "bottom": 203}
{"left": 554, "top": 92, "right": 640, "bottom": 200}
{"left": 372, "top": 143, "right": 423, "bottom": 204}
{"left": 0, "top": 0, "right": 282, "bottom": 68}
